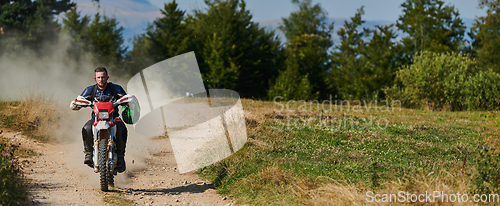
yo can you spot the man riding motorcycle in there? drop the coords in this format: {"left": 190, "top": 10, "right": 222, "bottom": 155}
{"left": 70, "top": 67, "right": 128, "bottom": 173}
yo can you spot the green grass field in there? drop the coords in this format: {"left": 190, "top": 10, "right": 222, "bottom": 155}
{"left": 197, "top": 99, "right": 496, "bottom": 205}
{"left": 1, "top": 96, "right": 498, "bottom": 205}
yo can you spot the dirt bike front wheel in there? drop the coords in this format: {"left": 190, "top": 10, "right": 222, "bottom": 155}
{"left": 99, "top": 131, "right": 109, "bottom": 191}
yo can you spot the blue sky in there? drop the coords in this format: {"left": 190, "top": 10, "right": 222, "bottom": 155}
{"left": 149, "top": 0, "right": 486, "bottom": 22}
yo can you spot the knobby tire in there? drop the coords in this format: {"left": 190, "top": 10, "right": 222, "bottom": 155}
{"left": 99, "top": 131, "right": 109, "bottom": 191}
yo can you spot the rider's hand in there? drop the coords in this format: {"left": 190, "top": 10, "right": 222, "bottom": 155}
{"left": 70, "top": 100, "right": 81, "bottom": 110}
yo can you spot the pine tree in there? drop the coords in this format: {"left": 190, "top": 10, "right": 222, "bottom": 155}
{"left": 471, "top": 0, "right": 500, "bottom": 72}
{"left": 397, "top": 0, "right": 466, "bottom": 57}
{"left": 331, "top": 7, "right": 404, "bottom": 100}
{"left": 273, "top": 0, "right": 332, "bottom": 99}
{"left": 62, "top": 7, "right": 91, "bottom": 61}
{"left": 187, "top": 0, "right": 281, "bottom": 97}
{"left": 362, "top": 25, "right": 403, "bottom": 99}
{"left": 279, "top": 0, "right": 333, "bottom": 49}
{"left": 146, "top": 0, "right": 192, "bottom": 62}
{"left": 62, "top": 7, "right": 127, "bottom": 77}
{"left": 127, "top": 33, "right": 155, "bottom": 75}
{"left": 268, "top": 35, "right": 316, "bottom": 100}
{"left": 204, "top": 33, "right": 239, "bottom": 89}
{"left": 330, "top": 7, "right": 370, "bottom": 99}
{"left": 0, "top": 0, "right": 75, "bottom": 53}
{"left": 87, "top": 13, "right": 127, "bottom": 67}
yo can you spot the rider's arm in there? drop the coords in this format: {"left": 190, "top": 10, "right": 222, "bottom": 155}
{"left": 80, "top": 85, "right": 94, "bottom": 100}
{"left": 70, "top": 86, "right": 94, "bottom": 110}
{"left": 115, "top": 84, "right": 127, "bottom": 98}
{"left": 113, "top": 84, "right": 130, "bottom": 106}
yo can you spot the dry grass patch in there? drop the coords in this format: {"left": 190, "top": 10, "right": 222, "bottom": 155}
{"left": 0, "top": 92, "right": 60, "bottom": 142}
{"left": 307, "top": 179, "right": 367, "bottom": 205}
{"left": 307, "top": 169, "right": 472, "bottom": 205}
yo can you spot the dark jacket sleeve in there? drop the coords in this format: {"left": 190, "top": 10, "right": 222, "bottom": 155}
{"left": 80, "top": 85, "right": 94, "bottom": 100}
{"left": 114, "top": 84, "right": 127, "bottom": 97}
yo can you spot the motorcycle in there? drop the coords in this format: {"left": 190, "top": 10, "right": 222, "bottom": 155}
{"left": 74, "top": 94, "right": 134, "bottom": 191}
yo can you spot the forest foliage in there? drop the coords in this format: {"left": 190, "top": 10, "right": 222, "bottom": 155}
{"left": 1, "top": 0, "right": 500, "bottom": 110}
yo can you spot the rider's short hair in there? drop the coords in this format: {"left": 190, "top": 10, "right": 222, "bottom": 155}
{"left": 95, "top": 67, "right": 108, "bottom": 76}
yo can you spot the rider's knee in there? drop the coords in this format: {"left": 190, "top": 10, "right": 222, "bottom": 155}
{"left": 82, "top": 120, "right": 93, "bottom": 141}
{"left": 116, "top": 121, "right": 127, "bottom": 132}
{"left": 115, "top": 120, "right": 128, "bottom": 142}
{"left": 83, "top": 120, "right": 93, "bottom": 131}
{"left": 122, "top": 128, "right": 128, "bottom": 143}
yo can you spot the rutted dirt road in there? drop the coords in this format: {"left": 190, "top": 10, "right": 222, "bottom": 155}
{"left": 3, "top": 128, "right": 235, "bottom": 206}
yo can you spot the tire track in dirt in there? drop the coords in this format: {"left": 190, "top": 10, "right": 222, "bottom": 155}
{"left": 4, "top": 128, "right": 235, "bottom": 206}
{"left": 116, "top": 137, "right": 234, "bottom": 206}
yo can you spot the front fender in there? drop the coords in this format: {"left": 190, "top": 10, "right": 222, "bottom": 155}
{"left": 95, "top": 121, "right": 110, "bottom": 130}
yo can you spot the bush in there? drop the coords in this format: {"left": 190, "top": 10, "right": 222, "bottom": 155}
{"left": 462, "top": 70, "right": 500, "bottom": 111}
{"left": 0, "top": 143, "right": 28, "bottom": 205}
{"left": 384, "top": 52, "right": 500, "bottom": 111}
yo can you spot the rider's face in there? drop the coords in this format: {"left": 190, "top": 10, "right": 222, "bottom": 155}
{"left": 94, "top": 72, "right": 109, "bottom": 88}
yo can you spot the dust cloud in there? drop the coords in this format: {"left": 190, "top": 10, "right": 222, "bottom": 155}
{"left": 0, "top": 34, "right": 92, "bottom": 103}
{"left": 0, "top": 32, "right": 161, "bottom": 185}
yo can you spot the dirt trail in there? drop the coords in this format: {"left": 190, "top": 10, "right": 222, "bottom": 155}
{"left": 3, "top": 128, "right": 235, "bottom": 206}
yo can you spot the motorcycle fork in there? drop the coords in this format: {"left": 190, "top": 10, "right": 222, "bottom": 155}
{"left": 93, "top": 118, "right": 99, "bottom": 173}
{"left": 92, "top": 119, "right": 116, "bottom": 173}
{"left": 108, "top": 125, "right": 117, "bottom": 173}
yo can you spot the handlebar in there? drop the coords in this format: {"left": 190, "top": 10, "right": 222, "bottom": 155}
{"left": 74, "top": 94, "right": 135, "bottom": 109}
{"left": 78, "top": 101, "right": 128, "bottom": 108}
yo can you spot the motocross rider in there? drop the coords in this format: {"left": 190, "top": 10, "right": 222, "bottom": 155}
{"left": 70, "top": 67, "right": 128, "bottom": 173}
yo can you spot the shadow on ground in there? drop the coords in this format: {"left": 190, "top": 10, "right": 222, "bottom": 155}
{"left": 123, "top": 183, "right": 216, "bottom": 196}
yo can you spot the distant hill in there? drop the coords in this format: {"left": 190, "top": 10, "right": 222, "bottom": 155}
{"left": 69, "top": 0, "right": 477, "bottom": 50}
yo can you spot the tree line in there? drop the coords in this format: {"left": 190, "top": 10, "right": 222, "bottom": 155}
{"left": 1, "top": 0, "right": 500, "bottom": 110}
